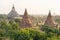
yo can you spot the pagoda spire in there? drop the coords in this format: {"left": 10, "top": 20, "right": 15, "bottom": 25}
{"left": 48, "top": 10, "right": 51, "bottom": 17}
{"left": 24, "top": 8, "right": 28, "bottom": 15}
{"left": 44, "top": 10, "right": 57, "bottom": 27}
{"left": 12, "top": 4, "right": 15, "bottom": 10}
{"left": 8, "top": 4, "right": 19, "bottom": 18}
{"left": 23, "top": 8, "right": 29, "bottom": 19}
{"left": 20, "top": 8, "right": 34, "bottom": 28}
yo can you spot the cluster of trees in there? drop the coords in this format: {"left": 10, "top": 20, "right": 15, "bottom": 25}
{"left": 0, "top": 18, "right": 60, "bottom": 40}
{"left": 0, "top": 19, "right": 19, "bottom": 40}
{"left": 0, "top": 19, "right": 46, "bottom": 40}
{"left": 40, "top": 25, "right": 60, "bottom": 40}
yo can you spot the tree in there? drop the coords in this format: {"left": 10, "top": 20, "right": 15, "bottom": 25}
{"left": 14, "top": 28, "right": 46, "bottom": 40}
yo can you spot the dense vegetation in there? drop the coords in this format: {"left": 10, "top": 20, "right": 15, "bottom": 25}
{"left": 0, "top": 19, "right": 60, "bottom": 40}
{"left": 0, "top": 15, "right": 60, "bottom": 40}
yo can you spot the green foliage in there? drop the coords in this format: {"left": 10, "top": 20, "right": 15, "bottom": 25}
{"left": 0, "top": 19, "right": 60, "bottom": 40}
{"left": 15, "top": 18, "right": 21, "bottom": 23}
{"left": 14, "top": 28, "right": 46, "bottom": 40}
{"left": 14, "top": 29, "right": 30, "bottom": 40}
{"left": 40, "top": 25, "right": 60, "bottom": 40}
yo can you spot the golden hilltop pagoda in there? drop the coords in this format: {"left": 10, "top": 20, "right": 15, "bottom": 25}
{"left": 44, "top": 10, "right": 57, "bottom": 27}
{"left": 20, "top": 8, "right": 34, "bottom": 28}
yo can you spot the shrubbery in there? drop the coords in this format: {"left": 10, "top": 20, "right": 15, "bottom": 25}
{"left": 0, "top": 20, "right": 60, "bottom": 40}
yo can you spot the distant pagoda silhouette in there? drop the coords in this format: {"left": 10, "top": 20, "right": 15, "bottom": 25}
{"left": 44, "top": 10, "right": 57, "bottom": 27}
{"left": 20, "top": 8, "right": 34, "bottom": 28}
{"left": 8, "top": 4, "right": 19, "bottom": 18}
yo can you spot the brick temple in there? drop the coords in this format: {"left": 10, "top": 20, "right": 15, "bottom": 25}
{"left": 44, "top": 10, "right": 57, "bottom": 27}
{"left": 20, "top": 8, "right": 34, "bottom": 28}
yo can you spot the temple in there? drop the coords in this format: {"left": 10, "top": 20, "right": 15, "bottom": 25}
{"left": 44, "top": 10, "right": 57, "bottom": 27}
{"left": 8, "top": 4, "right": 19, "bottom": 18}
{"left": 20, "top": 8, "right": 34, "bottom": 28}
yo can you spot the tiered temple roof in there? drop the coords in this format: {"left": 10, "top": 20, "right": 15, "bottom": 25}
{"left": 44, "top": 10, "right": 57, "bottom": 27}
{"left": 20, "top": 8, "right": 34, "bottom": 28}
{"left": 8, "top": 5, "right": 19, "bottom": 18}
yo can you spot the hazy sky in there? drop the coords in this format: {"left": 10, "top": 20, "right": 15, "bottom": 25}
{"left": 0, "top": 0, "right": 60, "bottom": 15}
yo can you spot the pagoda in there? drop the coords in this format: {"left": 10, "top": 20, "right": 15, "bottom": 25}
{"left": 20, "top": 8, "right": 34, "bottom": 28}
{"left": 44, "top": 10, "right": 57, "bottom": 27}
{"left": 8, "top": 4, "right": 19, "bottom": 18}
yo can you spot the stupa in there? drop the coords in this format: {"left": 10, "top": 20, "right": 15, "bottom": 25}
{"left": 8, "top": 4, "right": 19, "bottom": 18}
{"left": 44, "top": 10, "right": 57, "bottom": 27}
{"left": 20, "top": 8, "right": 34, "bottom": 28}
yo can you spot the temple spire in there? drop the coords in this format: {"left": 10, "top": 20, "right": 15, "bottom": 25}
{"left": 44, "top": 10, "right": 57, "bottom": 27}
{"left": 23, "top": 8, "right": 29, "bottom": 19}
{"left": 48, "top": 10, "right": 51, "bottom": 16}
{"left": 8, "top": 4, "right": 19, "bottom": 18}
{"left": 24, "top": 8, "right": 28, "bottom": 15}
{"left": 12, "top": 4, "right": 15, "bottom": 10}
{"left": 20, "top": 8, "right": 34, "bottom": 28}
